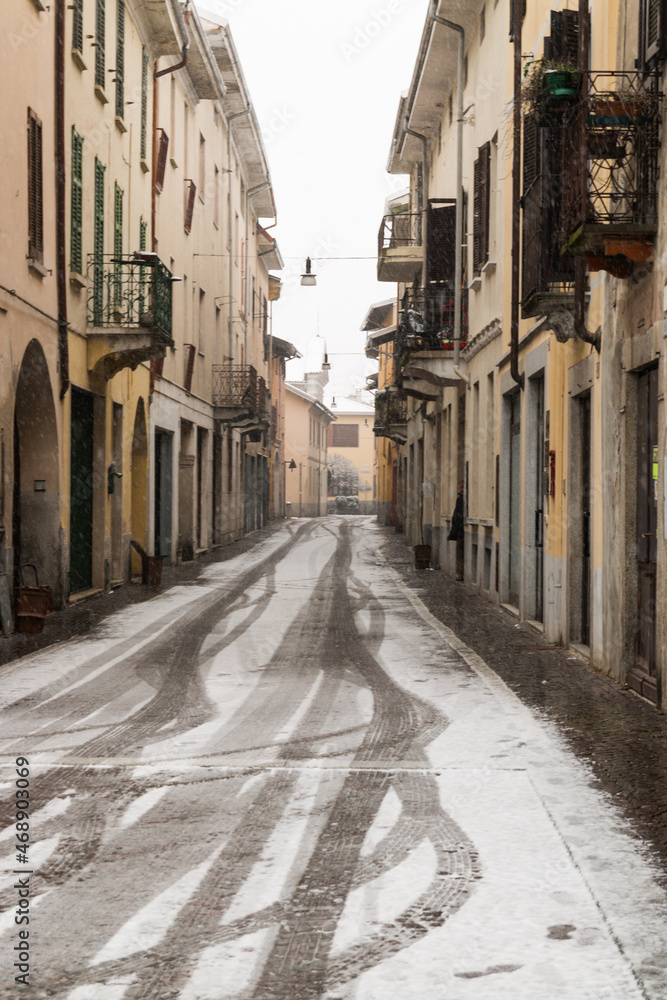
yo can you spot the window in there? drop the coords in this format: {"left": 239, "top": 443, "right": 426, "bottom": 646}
{"left": 72, "top": 0, "right": 83, "bottom": 54}
{"left": 330, "top": 424, "right": 359, "bottom": 448}
{"left": 473, "top": 142, "right": 491, "bottom": 275}
{"left": 184, "top": 179, "right": 196, "bottom": 234}
{"left": 71, "top": 128, "right": 84, "bottom": 274}
{"left": 214, "top": 165, "right": 220, "bottom": 228}
{"left": 115, "top": 0, "right": 124, "bottom": 119}
{"left": 95, "top": 0, "right": 105, "bottom": 90}
{"left": 448, "top": 93, "right": 453, "bottom": 126}
{"left": 480, "top": 4, "right": 486, "bottom": 40}
{"left": 140, "top": 48, "right": 148, "bottom": 160}
{"left": 27, "top": 109, "right": 43, "bottom": 264}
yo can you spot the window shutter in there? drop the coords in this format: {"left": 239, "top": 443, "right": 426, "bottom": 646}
{"left": 427, "top": 200, "right": 456, "bottom": 285}
{"left": 113, "top": 183, "right": 123, "bottom": 303}
{"left": 71, "top": 128, "right": 84, "bottom": 274}
{"left": 644, "top": 0, "right": 666, "bottom": 63}
{"left": 184, "top": 180, "right": 196, "bottom": 234}
{"left": 72, "top": 0, "right": 83, "bottom": 53}
{"left": 93, "top": 158, "right": 105, "bottom": 323}
{"left": 139, "top": 217, "right": 147, "bottom": 252}
{"left": 184, "top": 344, "right": 196, "bottom": 392}
{"left": 473, "top": 144, "right": 490, "bottom": 275}
{"left": 155, "top": 129, "right": 169, "bottom": 192}
{"left": 473, "top": 156, "right": 482, "bottom": 275}
{"left": 95, "top": 0, "right": 105, "bottom": 89}
{"left": 547, "top": 10, "right": 579, "bottom": 67}
{"left": 140, "top": 49, "right": 148, "bottom": 160}
{"left": 115, "top": 0, "right": 125, "bottom": 119}
{"left": 27, "top": 110, "right": 43, "bottom": 263}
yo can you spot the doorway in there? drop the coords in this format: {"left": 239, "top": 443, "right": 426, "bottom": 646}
{"left": 508, "top": 392, "right": 522, "bottom": 608}
{"left": 631, "top": 367, "right": 659, "bottom": 702}
{"left": 70, "top": 388, "right": 95, "bottom": 594}
{"left": 154, "top": 429, "right": 173, "bottom": 564}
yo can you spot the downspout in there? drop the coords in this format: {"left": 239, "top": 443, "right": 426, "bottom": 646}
{"left": 510, "top": 2, "right": 525, "bottom": 389}
{"left": 574, "top": 0, "right": 599, "bottom": 350}
{"left": 55, "top": 0, "right": 69, "bottom": 398}
{"left": 431, "top": 7, "right": 465, "bottom": 368}
{"left": 227, "top": 109, "right": 250, "bottom": 364}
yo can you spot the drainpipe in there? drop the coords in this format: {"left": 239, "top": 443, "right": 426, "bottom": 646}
{"left": 55, "top": 0, "right": 69, "bottom": 398}
{"left": 227, "top": 109, "right": 251, "bottom": 364}
{"left": 510, "top": 2, "right": 525, "bottom": 390}
{"left": 151, "top": 0, "right": 190, "bottom": 251}
{"left": 431, "top": 6, "right": 465, "bottom": 368}
{"left": 573, "top": 0, "right": 598, "bottom": 349}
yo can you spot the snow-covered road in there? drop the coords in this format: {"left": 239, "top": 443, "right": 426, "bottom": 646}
{"left": 1, "top": 517, "right": 666, "bottom": 999}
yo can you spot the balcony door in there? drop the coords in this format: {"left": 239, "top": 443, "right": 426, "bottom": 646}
{"left": 508, "top": 392, "right": 522, "bottom": 608}
{"left": 70, "top": 389, "right": 95, "bottom": 594}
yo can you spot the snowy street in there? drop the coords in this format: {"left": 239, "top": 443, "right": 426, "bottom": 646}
{"left": 1, "top": 517, "right": 667, "bottom": 999}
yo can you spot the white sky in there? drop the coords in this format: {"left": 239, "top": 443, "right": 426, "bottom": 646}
{"left": 197, "top": 0, "right": 429, "bottom": 395}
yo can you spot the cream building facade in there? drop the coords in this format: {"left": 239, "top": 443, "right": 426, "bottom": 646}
{"left": 374, "top": 0, "right": 667, "bottom": 708}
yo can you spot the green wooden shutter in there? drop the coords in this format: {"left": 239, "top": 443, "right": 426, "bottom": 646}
{"left": 71, "top": 128, "right": 84, "bottom": 274}
{"left": 95, "top": 0, "right": 105, "bottom": 89}
{"left": 113, "top": 182, "right": 123, "bottom": 304}
{"left": 141, "top": 48, "right": 148, "bottom": 160}
{"left": 115, "top": 0, "right": 124, "bottom": 119}
{"left": 139, "top": 217, "right": 147, "bottom": 252}
{"left": 139, "top": 217, "right": 147, "bottom": 314}
{"left": 73, "top": 0, "right": 83, "bottom": 53}
{"left": 93, "top": 158, "right": 105, "bottom": 323}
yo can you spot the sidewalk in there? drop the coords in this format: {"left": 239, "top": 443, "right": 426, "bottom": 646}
{"left": 379, "top": 527, "right": 667, "bottom": 884}
{"left": 0, "top": 521, "right": 284, "bottom": 670}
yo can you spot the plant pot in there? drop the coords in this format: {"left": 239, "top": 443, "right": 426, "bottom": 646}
{"left": 544, "top": 69, "right": 578, "bottom": 98}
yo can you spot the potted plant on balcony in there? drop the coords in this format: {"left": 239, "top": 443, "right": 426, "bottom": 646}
{"left": 589, "top": 90, "right": 655, "bottom": 125}
{"left": 523, "top": 59, "right": 579, "bottom": 125}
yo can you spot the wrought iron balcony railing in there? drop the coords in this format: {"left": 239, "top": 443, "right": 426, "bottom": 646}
{"left": 87, "top": 253, "right": 172, "bottom": 338}
{"left": 397, "top": 286, "right": 467, "bottom": 353}
{"left": 561, "top": 71, "right": 662, "bottom": 259}
{"left": 212, "top": 364, "right": 268, "bottom": 417}
{"left": 374, "top": 390, "right": 408, "bottom": 444}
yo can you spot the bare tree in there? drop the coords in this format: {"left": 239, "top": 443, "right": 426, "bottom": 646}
{"left": 327, "top": 453, "right": 359, "bottom": 496}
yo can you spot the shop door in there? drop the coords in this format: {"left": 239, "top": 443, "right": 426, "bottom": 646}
{"left": 154, "top": 431, "right": 173, "bottom": 564}
{"left": 70, "top": 389, "right": 94, "bottom": 593}
{"left": 509, "top": 392, "right": 522, "bottom": 607}
{"left": 633, "top": 367, "right": 659, "bottom": 702}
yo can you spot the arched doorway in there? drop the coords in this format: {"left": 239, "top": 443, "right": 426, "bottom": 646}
{"left": 13, "top": 341, "right": 61, "bottom": 603}
{"left": 131, "top": 398, "right": 148, "bottom": 577}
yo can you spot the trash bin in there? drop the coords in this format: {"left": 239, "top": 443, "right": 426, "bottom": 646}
{"left": 414, "top": 544, "right": 431, "bottom": 570}
{"left": 285, "top": 502, "right": 292, "bottom": 517}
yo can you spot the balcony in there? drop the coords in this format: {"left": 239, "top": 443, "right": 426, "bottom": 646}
{"left": 561, "top": 71, "right": 662, "bottom": 271}
{"left": 396, "top": 287, "right": 466, "bottom": 400}
{"left": 374, "top": 390, "right": 408, "bottom": 445}
{"left": 212, "top": 364, "right": 269, "bottom": 432}
{"left": 86, "top": 253, "right": 173, "bottom": 379}
{"left": 377, "top": 212, "right": 423, "bottom": 283}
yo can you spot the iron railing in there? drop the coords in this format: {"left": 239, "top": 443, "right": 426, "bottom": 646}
{"left": 562, "top": 71, "right": 662, "bottom": 244}
{"left": 397, "top": 286, "right": 467, "bottom": 353}
{"left": 87, "top": 253, "right": 172, "bottom": 338}
{"left": 212, "top": 364, "right": 269, "bottom": 416}
{"left": 374, "top": 391, "right": 408, "bottom": 443}
{"left": 378, "top": 212, "right": 422, "bottom": 254}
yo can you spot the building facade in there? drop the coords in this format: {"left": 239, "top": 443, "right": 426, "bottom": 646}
{"left": 0, "top": 0, "right": 284, "bottom": 634}
{"left": 373, "top": 0, "right": 667, "bottom": 708}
